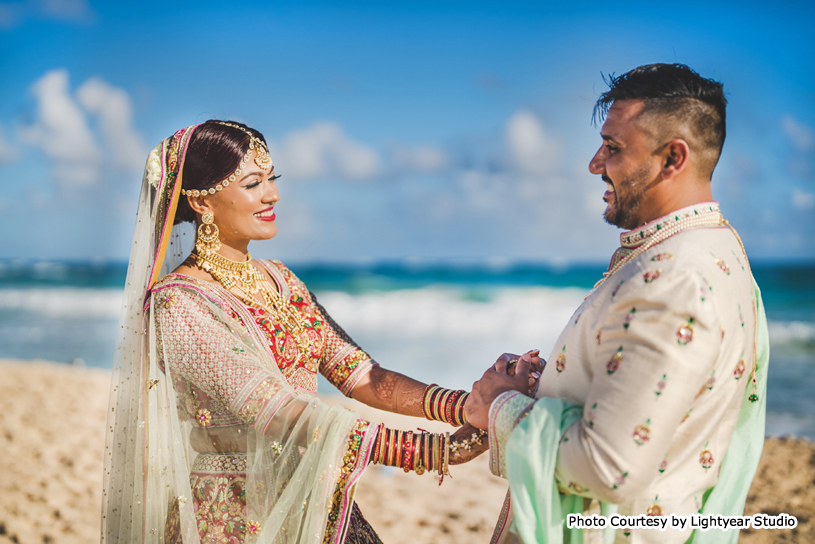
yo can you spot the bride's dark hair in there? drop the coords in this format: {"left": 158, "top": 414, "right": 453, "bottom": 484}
{"left": 174, "top": 120, "right": 268, "bottom": 225}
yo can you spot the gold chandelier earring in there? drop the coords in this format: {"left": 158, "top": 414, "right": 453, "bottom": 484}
{"left": 196, "top": 212, "right": 221, "bottom": 255}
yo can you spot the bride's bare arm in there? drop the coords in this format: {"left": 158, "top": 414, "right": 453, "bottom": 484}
{"left": 349, "top": 366, "right": 427, "bottom": 416}
{"left": 309, "top": 292, "right": 440, "bottom": 418}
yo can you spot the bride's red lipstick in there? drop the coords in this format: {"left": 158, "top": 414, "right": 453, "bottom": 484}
{"left": 254, "top": 206, "right": 276, "bottom": 222}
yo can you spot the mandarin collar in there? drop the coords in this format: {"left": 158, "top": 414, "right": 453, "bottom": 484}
{"left": 620, "top": 202, "right": 721, "bottom": 249}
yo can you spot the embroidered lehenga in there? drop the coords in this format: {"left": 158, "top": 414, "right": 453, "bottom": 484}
{"left": 154, "top": 260, "right": 382, "bottom": 543}
{"left": 102, "top": 126, "right": 385, "bottom": 544}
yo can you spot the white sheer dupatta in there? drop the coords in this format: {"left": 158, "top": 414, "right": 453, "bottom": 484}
{"left": 102, "top": 126, "right": 377, "bottom": 544}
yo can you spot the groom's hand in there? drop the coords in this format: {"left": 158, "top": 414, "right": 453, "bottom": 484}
{"left": 465, "top": 350, "right": 540, "bottom": 430}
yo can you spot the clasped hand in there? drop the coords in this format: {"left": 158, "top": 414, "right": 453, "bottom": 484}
{"left": 464, "top": 350, "right": 544, "bottom": 430}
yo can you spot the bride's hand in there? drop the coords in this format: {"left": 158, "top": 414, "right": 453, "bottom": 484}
{"left": 494, "top": 350, "right": 545, "bottom": 396}
{"left": 448, "top": 423, "right": 489, "bottom": 465}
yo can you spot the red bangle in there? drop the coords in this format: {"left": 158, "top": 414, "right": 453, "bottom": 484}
{"left": 402, "top": 431, "right": 413, "bottom": 472}
{"left": 445, "top": 390, "right": 460, "bottom": 425}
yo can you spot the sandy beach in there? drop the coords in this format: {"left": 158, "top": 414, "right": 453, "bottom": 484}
{"left": 0, "top": 360, "right": 812, "bottom": 544}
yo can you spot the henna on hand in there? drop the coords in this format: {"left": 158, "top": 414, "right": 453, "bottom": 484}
{"left": 448, "top": 423, "right": 489, "bottom": 465}
{"left": 393, "top": 374, "right": 426, "bottom": 417}
{"left": 353, "top": 366, "right": 427, "bottom": 416}
{"left": 368, "top": 366, "right": 399, "bottom": 410}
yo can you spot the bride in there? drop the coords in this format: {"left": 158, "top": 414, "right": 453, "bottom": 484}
{"left": 101, "top": 120, "right": 492, "bottom": 543}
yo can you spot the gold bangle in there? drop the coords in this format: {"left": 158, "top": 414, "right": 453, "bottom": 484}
{"left": 436, "top": 390, "right": 451, "bottom": 421}
{"left": 379, "top": 426, "right": 387, "bottom": 464}
{"left": 429, "top": 388, "right": 441, "bottom": 421}
{"left": 383, "top": 428, "right": 389, "bottom": 466}
{"left": 433, "top": 433, "right": 439, "bottom": 472}
{"left": 387, "top": 429, "right": 396, "bottom": 466}
{"left": 422, "top": 433, "right": 433, "bottom": 470}
{"left": 435, "top": 388, "right": 445, "bottom": 420}
{"left": 390, "top": 429, "right": 397, "bottom": 467}
{"left": 444, "top": 432, "right": 450, "bottom": 476}
{"left": 413, "top": 432, "right": 421, "bottom": 473}
{"left": 395, "top": 430, "right": 403, "bottom": 468}
{"left": 373, "top": 426, "right": 381, "bottom": 464}
{"left": 455, "top": 392, "right": 469, "bottom": 426}
{"left": 423, "top": 384, "right": 439, "bottom": 420}
{"left": 372, "top": 430, "right": 381, "bottom": 464}
{"left": 432, "top": 386, "right": 444, "bottom": 421}
{"left": 439, "top": 433, "right": 445, "bottom": 476}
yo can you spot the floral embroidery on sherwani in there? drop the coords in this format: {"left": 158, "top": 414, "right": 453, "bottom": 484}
{"left": 480, "top": 203, "right": 761, "bottom": 544}
{"left": 555, "top": 346, "right": 566, "bottom": 373}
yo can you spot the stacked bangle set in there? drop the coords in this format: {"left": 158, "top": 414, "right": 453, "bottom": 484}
{"left": 370, "top": 385, "right": 474, "bottom": 479}
{"left": 422, "top": 384, "right": 469, "bottom": 427}
{"left": 372, "top": 428, "right": 450, "bottom": 478}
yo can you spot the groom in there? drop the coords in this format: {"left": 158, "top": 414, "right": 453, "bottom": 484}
{"left": 465, "top": 63, "right": 768, "bottom": 543}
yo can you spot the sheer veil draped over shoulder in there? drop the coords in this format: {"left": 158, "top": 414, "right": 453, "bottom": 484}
{"left": 102, "top": 125, "right": 379, "bottom": 543}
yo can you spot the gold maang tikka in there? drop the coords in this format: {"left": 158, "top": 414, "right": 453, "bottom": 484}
{"left": 181, "top": 122, "right": 273, "bottom": 197}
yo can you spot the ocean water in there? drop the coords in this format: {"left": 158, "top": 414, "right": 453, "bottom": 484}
{"left": 1, "top": 259, "right": 813, "bottom": 438}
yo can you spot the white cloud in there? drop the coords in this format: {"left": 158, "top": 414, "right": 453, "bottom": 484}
{"left": 21, "top": 69, "right": 145, "bottom": 187}
{"left": 782, "top": 115, "right": 815, "bottom": 153}
{"left": 505, "top": 110, "right": 560, "bottom": 176}
{"left": 21, "top": 69, "right": 102, "bottom": 186}
{"left": 458, "top": 169, "right": 513, "bottom": 211}
{"left": 270, "top": 122, "right": 381, "bottom": 181}
{"left": 792, "top": 189, "right": 815, "bottom": 211}
{"left": 77, "top": 77, "right": 147, "bottom": 170}
{"left": 390, "top": 144, "right": 448, "bottom": 172}
{"left": 0, "top": 122, "right": 16, "bottom": 163}
{"left": 267, "top": 109, "right": 558, "bottom": 183}
{"left": 0, "top": 4, "right": 21, "bottom": 28}
{"left": 37, "top": 0, "right": 91, "bottom": 20}
{"left": 0, "top": 0, "right": 92, "bottom": 28}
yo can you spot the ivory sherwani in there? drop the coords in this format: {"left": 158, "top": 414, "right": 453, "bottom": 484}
{"left": 488, "top": 202, "right": 765, "bottom": 544}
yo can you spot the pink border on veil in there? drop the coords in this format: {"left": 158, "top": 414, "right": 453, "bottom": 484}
{"left": 149, "top": 125, "right": 200, "bottom": 289}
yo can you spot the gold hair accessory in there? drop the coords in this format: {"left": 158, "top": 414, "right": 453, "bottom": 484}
{"left": 181, "top": 122, "right": 273, "bottom": 197}
{"left": 196, "top": 212, "right": 221, "bottom": 254}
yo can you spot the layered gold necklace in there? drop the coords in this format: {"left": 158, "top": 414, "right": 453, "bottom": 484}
{"left": 194, "top": 249, "right": 311, "bottom": 353}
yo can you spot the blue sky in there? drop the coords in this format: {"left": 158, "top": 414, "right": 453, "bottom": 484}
{"left": 1, "top": 0, "right": 813, "bottom": 263}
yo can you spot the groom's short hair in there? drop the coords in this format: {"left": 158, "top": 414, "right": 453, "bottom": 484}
{"left": 593, "top": 63, "right": 727, "bottom": 179}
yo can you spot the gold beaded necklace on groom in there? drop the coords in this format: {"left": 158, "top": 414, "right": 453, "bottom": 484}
{"left": 185, "top": 123, "right": 310, "bottom": 353}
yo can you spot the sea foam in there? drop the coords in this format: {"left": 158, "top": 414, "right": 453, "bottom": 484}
{"left": 0, "top": 288, "right": 123, "bottom": 319}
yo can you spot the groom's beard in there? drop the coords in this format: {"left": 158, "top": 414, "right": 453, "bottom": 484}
{"left": 603, "top": 164, "right": 652, "bottom": 230}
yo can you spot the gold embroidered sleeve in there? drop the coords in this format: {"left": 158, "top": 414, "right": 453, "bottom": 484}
{"left": 310, "top": 292, "right": 379, "bottom": 397}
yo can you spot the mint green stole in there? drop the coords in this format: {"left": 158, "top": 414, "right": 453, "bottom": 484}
{"left": 505, "top": 281, "right": 769, "bottom": 544}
